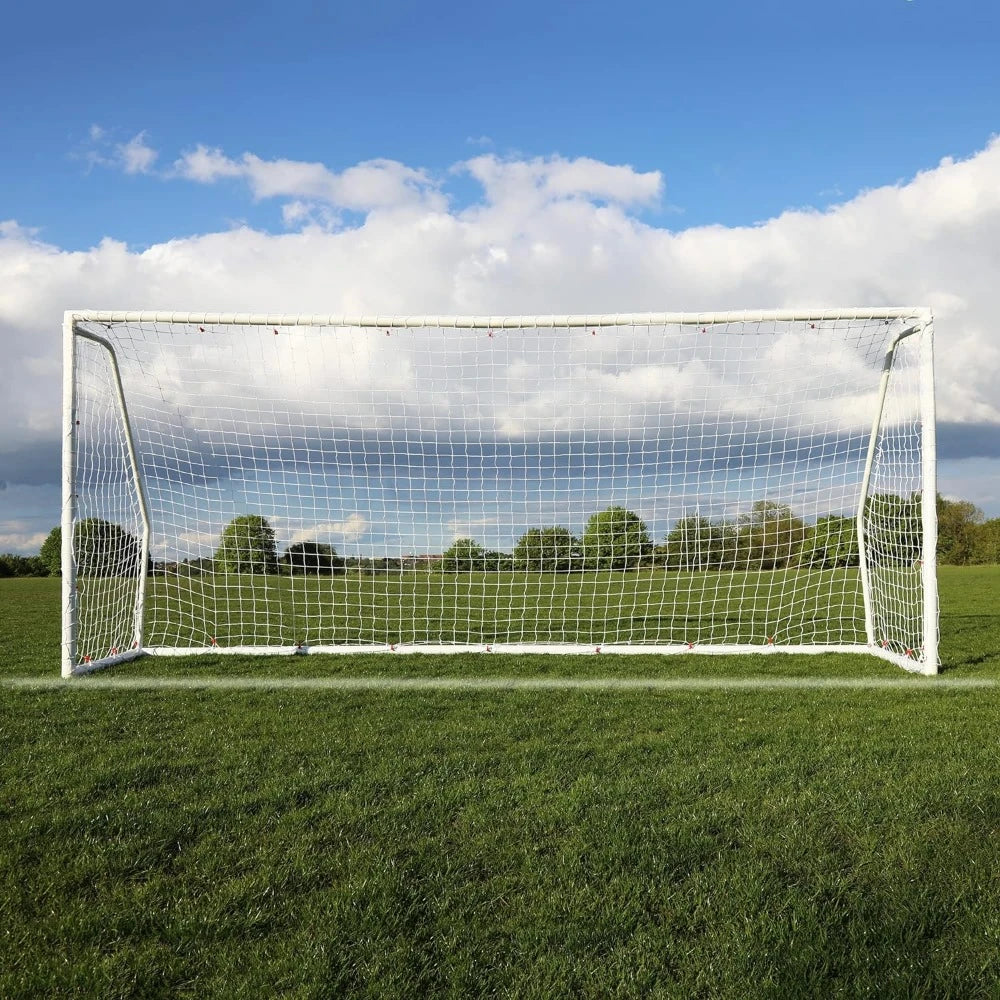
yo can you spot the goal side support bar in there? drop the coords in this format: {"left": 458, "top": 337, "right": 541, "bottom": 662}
{"left": 60, "top": 315, "right": 77, "bottom": 678}
{"left": 62, "top": 321, "right": 153, "bottom": 678}
{"left": 920, "top": 320, "right": 939, "bottom": 671}
{"left": 855, "top": 319, "right": 937, "bottom": 676}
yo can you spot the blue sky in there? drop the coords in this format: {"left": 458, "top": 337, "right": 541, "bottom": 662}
{"left": 2, "top": 0, "right": 1000, "bottom": 555}
{"left": 5, "top": 0, "right": 999, "bottom": 249}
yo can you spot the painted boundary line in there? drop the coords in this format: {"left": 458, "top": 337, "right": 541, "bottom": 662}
{"left": 3, "top": 676, "right": 997, "bottom": 691}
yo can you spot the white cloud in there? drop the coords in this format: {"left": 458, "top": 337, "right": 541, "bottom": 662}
{"left": 78, "top": 127, "right": 158, "bottom": 175}
{"left": 173, "top": 146, "right": 443, "bottom": 212}
{"left": 176, "top": 529, "right": 222, "bottom": 551}
{"left": 117, "top": 132, "right": 158, "bottom": 174}
{"left": 3, "top": 137, "right": 1000, "bottom": 521}
{"left": 0, "top": 525, "right": 48, "bottom": 553}
{"left": 280, "top": 200, "right": 341, "bottom": 231}
{"left": 460, "top": 153, "right": 662, "bottom": 208}
{"left": 289, "top": 515, "right": 369, "bottom": 545}
{"left": 447, "top": 518, "right": 499, "bottom": 540}
{"left": 0, "top": 220, "right": 39, "bottom": 240}
{"left": 171, "top": 144, "right": 244, "bottom": 184}
{"left": 281, "top": 201, "right": 311, "bottom": 226}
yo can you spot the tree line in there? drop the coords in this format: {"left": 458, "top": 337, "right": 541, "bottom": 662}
{"left": 5, "top": 495, "right": 998, "bottom": 579}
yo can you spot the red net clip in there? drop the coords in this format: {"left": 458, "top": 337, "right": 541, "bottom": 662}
{"left": 110, "top": 646, "right": 118, "bottom": 655}
{"left": 273, "top": 328, "right": 279, "bottom": 335}
{"left": 389, "top": 643, "right": 397, "bottom": 652}
{"left": 686, "top": 641, "right": 694, "bottom": 650}
{"left": 198, "top": 326, "right": 205, "bottom": 333}
{"left": 487, "top": 330, "right": 494, "bottom": 338}
{"left": 595, "top": 645, "right": 602, "bottom": 654}
{"left": 210, "top": 637, "right": 218, "bottom": 647}
{"left": 485, "top": 644, "right": 493, "bottom": 653}
{"left": 766, "top": 636, "right": 775, "bottom": 645}
{"left": 82, "top": 654, "right": 91, "bottom": 663}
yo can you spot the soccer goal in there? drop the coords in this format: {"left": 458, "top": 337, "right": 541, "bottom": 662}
{"left": 62, "top": 309, "right": 938, "bottom": 676}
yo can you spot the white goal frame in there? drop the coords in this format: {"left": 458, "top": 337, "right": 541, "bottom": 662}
{"left": 62, "top": 308, "right": 938, "bottom": 676}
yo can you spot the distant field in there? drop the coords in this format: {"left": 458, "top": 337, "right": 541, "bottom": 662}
{"left": 0, "top": 568, "right": 998, "bottom": 997}
{"left": 61, "top": 564, "right": 889, "bottom": 658}
{"left": 144, "top": 565, "right": 871, "bottom": 646}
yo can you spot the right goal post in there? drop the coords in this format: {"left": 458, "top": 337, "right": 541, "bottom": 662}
{"left": 61, "top": 309, "right": 938, "bottom": 676}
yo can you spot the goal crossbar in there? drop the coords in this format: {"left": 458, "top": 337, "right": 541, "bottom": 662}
{"left": 67, "top": 308, "right": 932, "bottom": 329}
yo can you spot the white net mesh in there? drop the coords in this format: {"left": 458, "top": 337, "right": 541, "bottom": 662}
{"left": 66, "top": 312, "right": 935, "bottom": 672}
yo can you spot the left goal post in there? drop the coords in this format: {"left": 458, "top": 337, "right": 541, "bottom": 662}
{"left": 62, "top": 314, "right": 152, "bottom": 676}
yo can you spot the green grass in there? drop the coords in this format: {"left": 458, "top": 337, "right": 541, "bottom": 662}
{"left": 1, "top": 568, "right": 999, "bottom": 997}
{"left": 71, "top": 563, "right": 928, "bottom": 661}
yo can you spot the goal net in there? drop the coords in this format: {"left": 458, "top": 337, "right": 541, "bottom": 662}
{"left": 62, "top": 310, "right": 938, "bottom": 676}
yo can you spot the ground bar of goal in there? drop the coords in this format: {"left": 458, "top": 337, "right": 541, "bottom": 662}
{"left": 131, "top": 643, "right": 930, "bottom": 674}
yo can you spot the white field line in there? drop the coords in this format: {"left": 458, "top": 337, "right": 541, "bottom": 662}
{"left": 3, "top": 675, "right": 997, "bottom": 692}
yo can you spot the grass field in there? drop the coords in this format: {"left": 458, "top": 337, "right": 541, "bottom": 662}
{"left": 1, "top": 567, "right": 998, "bottom": 997}
{"left": 76, "top": 563, "right": 925, "bottom": 656}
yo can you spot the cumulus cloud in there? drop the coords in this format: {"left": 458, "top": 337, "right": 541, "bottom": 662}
{"left": 0, "top": 523, "right": 48, "bottom": 553}
{"left": 447, "top": 518, "right": 499, "bottom": 539}
{"left": 289, "top": 515, "right": 369, "bottom": 546}
{"left": 80, "top": 127, "right": 158, "bottom": 174}
{"left": 460, "top": 153, "right": 662, "bottom": 209}
{"left": 172, "top": 146, "right": 443, "bottom": 213}
{"left": 117, "top": 132, "right": 158, "bottom": 174}
{"left": 2, "top": 136, "right": 1000, "bottom": 553}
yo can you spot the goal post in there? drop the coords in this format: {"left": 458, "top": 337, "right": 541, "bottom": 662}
{"left": 61, "top": 309, "right": 938, "bottom": 676}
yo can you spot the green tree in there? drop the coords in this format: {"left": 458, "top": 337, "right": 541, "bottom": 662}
{"left": 972, "top": 518, "right": 1000, "bottom": 564}
{"left": 0, "top": 553, "right": 47, "bottom": 577}
{"left": 283, "top": 541, "right": 344, "bottom": 575}
{"left": 215, "top": 515, "right": 278, "bottom": 574}
{"left": 663, "top": 515, "right": 737, "bottom": 571}
{"left": 513, "top": 526, "right": 581, "bottom": 571}
{"left": 75, "top": 518, "right": 145, "bottom": 577}
{"left": 482, "top": 550, "right": 514, "bottom": 571}
{"left": 739, "top": 501, "right": 806, "bottom": 570}
{"left": 865, "top": 493, "right": 922, "bottom": 565}
{"left": 441, "top": 537, "right": 489, "bottom": 572}
{"left": 581, "top": 506, "right": 652, "bottom": 570}
{"left": 183, "top": 556, "right": 217, "bottom": 575}
{"left": 799, "top": 515, "right": 859, "bottom": 569}
{"left": 39, "top": 526, "right": 62, "bottom": 576}
{"left": 936, "top": 495, "right": 984, "bottom": 565}
{"left": 36, "top": 521, "right": 145, "bottom": 577}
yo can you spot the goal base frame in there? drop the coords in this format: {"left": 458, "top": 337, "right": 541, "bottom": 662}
{"left": 66, "top": 643, "right": 933, "bottom": 677}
